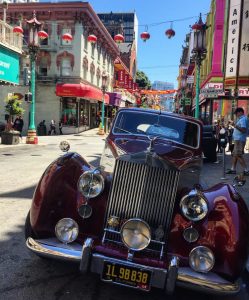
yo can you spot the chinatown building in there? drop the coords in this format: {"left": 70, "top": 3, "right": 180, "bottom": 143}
{"left": 0, "top": 1, "right": 23, "bottom": 123}
{"left": 224, "top": 0, "right": 249, "bottom": 119}
{"left": 0, "top": 2, "right": 119, "bottom": 134}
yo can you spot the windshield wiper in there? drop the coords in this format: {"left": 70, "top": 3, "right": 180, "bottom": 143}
{"left": 114, "top": 127, "right": 133, "bottom": 134}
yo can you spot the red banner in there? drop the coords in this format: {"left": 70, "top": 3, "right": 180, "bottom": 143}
{"left": 118, "top": 70, "right": 125, "bottom": 84}
{"left": 124, "top": 74, "right": 129, "bottom": 88}
{"left": 128, "top": 79, "right": 133, "bottom": 89}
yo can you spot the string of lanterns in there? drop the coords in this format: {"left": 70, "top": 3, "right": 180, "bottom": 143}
{"left": 12, "top": 12, "right": 207, "bottom": 44}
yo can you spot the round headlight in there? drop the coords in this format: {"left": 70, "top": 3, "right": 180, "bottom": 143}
{"left": 189, "top": 246, "right": 215, "bottom": 273}
{"left": 78, "top": 170, "right": 104, "bottom": 199}
{"left": 180, "top": 190, "right": 208, "bottom": 221}
{"left": 55, "top": 218, "right": 79, "bottom": 244}
{"left": 120, "top": 219, "right": 151, "bottom": 251}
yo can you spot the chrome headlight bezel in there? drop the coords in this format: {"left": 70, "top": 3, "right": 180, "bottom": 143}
{"left": 120, "top": 218, "right": 151, "bottom": 251}
{"left": 78, "top": 170, "right": 104, "bottom": 199}
{"left": 180, "top": 190, "right": 208, "bottom": 221}
{"left": 55, "top": 218, "right": 79, "bottom": 244}
{"left": 189, "top": 246, "right": 215, "bottom": 273}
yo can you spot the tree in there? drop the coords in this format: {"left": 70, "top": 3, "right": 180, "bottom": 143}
{"left": 4, "top": 94, "right": 24, "bottom": 131}
{"left": 136, "top": 70, "right": 151, "bottom": 90}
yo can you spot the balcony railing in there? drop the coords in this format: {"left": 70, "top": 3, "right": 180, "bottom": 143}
{"left": 0, "top": 20, "right": 23, "bottom": 53}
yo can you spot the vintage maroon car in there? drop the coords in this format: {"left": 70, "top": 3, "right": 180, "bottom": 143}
{"left": 25, "top": 108, "right": 249, "bottom": 295}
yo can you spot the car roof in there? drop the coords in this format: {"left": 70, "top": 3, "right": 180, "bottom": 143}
{"left": 117, "top": 108, "right": 203, "bottom": 126}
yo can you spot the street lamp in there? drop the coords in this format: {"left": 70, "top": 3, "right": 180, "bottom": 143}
{"left": 98, "top": 71, "right": 108, "bottom": 135}
{"left": 25, "top": 11, "right": 48, "bottom": 144}
{"left": 192, "top": 14, "right": 207, "bottom": 119}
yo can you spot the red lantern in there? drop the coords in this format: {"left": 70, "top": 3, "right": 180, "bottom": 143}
{"left": 114, "top": 34, "right": 124, "bottom": 44}
{"left": 13, "top": 26, "right": 23, "bottom": 35}
{"left": 87, "top": 34, "right": 97, "bottom": 44}
{"left": 62, "top": 33, "right": 73, "bottom": 43}
{"left": 140, "top": 32, "right": 150, "bottom": 42}
{"left": 165, "top": 29, "right": 175, "bottom": 39}
{"left": 38, "top": 30, "right": 49, "bottom": 40}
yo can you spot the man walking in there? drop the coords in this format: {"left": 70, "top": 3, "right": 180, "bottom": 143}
{"left": 226, "top": 107, "right": 249, "bottom": 175}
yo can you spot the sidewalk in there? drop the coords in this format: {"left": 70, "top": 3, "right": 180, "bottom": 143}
{"left": 0, "top": 128, "right": 103, "bottom": 151}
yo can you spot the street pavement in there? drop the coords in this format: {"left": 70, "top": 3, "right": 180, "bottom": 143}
{"left": 0, "top": 130, "right": 248, "bottom": 300}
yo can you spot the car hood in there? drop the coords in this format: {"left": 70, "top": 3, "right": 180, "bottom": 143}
{"left": 113, "top": 137, "right": 200, "bottom": 171}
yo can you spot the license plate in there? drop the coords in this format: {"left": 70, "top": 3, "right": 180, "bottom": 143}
{"left": 102, "top": 261, "right": 151, "bottom": 291}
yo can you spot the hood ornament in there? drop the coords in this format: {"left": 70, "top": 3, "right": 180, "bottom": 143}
{"left": 147, "top": 136, "right": 159, "bottom": 153}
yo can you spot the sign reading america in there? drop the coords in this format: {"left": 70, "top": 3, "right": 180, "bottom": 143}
{"left": 225, "top": 0, "right": 242, "bottom": 78}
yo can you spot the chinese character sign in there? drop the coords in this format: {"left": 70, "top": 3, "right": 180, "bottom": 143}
{"left": 239, "top": 0, "right": 249, "bottom": 77}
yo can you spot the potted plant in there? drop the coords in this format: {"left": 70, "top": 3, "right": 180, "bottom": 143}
{"left": 1, "top": 94, "right": 25, "bottom": 145}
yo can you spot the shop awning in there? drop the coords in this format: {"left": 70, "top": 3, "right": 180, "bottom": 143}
{"left": 107, "top": 92, "right": 121, "bottom": 107}
{"left": 56, "top": 83, "right": 109, "bottom": 104}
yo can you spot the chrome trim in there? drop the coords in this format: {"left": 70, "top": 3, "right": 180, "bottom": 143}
{"left": 177, "top": 267, "right": 240, "bottom": 295}
{"left": 26, "top": 238, "right": 240, "bottom": 295}
{"left": 80, "top": 238, "right": 93, "bottom": 273}
{"left": 165, "top": 256, "right": 179, "bottom": 294}
{"left": 112, "top": 110, "right": 201, "bottom": 150}
{"left": 26, "top": 237, "right": 82, "bottom": 261}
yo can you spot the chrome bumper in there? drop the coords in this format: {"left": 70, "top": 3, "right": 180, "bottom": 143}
{"left": 26, "top": 237, "right": 240, "bottom": 295}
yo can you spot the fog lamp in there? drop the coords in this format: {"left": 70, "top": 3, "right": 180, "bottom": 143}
{"left": 78, "top": 170, "right": 104, "bottom": 199}
{"left": 189, "top": 246, "right": 215, "bottom": 273}
{"left": 183, "top": 227, "right": 199, "bottom": 243}
{"left": 55, "top": 218, "right": 79, "bottom": 244}
{"left": 120, "top": 219, "right": 151, "bottom": 251}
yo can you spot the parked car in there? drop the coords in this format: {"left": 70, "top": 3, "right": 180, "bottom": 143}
{"left": 25, "top": 108, "right": 249, "bottom": 295}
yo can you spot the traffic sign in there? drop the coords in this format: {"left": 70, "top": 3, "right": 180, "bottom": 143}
{"left": 180, "top": 98, "right": 191, "bottom": 105}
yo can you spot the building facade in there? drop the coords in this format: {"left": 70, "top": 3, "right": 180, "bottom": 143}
{"left": 0, "top": 2, "right": 120, "bottom": 134}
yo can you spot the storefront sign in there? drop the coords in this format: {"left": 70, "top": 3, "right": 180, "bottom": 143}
{"left": 239, "top": 88, "right": 249, "bottom": 96}
{"left": 187, "top": 76, "right": 194, "bottom": 84}
{"left": 239, "top": 0, "right": 249, "bottom": 77}
{"left": 225, "top": 0, "right": 242, "bottom": 78}
{"left": 0, "top": 46, "right": 19, "bottom": 84}
{"left": 200, "top": 83, "right": 224, "bottom": 98}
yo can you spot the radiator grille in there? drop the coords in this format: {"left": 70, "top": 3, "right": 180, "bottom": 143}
{"left": 105, "top": 159, "right": 180, "bottom": 243}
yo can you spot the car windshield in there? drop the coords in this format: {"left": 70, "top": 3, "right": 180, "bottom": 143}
{"left": 113, "top": 111, "right": 199, "bottom": 148}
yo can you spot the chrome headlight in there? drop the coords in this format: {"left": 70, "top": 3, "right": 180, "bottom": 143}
{"left": 55, "top": 218, "right": 79, "bottom": 244}
{"left": 120, "top": 219, "right": 151, "bottom": 251}
{"left": 189, "top": 246, "right": 215, "bottom": 273}
{"left": 78, "top": 170, "right": 104, "bottom": 199}
{"left": 180, "top": 190, "right": 208, "bottom": 221}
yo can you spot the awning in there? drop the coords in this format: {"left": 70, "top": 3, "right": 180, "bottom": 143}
{"left": 107, "top": 92, "right": 122, "bottom": 107}
{"left": 56, "top": 83, "right": 109, "bottom": 104}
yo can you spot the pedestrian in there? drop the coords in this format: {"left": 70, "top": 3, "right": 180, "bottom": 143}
{"left": 59, "top": 121, "right": 63, "bottom": 135}
{"left": 13, "top": 115, "right": 24, "bottom": 139}
{"left": 50, "top": 119, "right": 56, "bottom": 135}
{"left": 226, "top": 121, "right": 234, "bottom": 153}
{"left": 226, "top": 107, "right": 249, "bottom": 175}
{"left": 215, "top": 120, "right": 222, "bottom": 153}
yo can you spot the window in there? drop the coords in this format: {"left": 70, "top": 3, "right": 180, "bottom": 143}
{"left": 97, "top": 46, "right": 101, "bottom": 61}
{"left": 84, "top": 34, "right": 88, "bottom": 51}
{"left": 91, "top": 44, "right": 95, "bottom": 57}
{"left": 39, "top": 56, "right": 48, "bottom": 76}
{"left": 61, "top": 59, "right": 71, "bottom": 76}
{"left": 83, "top": 67, "right": 87, "bottom": 80}
{"left": 61, "top": 28, "right": 72, "bottom": 46}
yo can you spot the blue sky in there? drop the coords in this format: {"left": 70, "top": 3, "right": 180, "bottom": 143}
{"left": 87, "top": 0, "right": 211, "bottom": 88}
{"left": 44, "top": 0, "right": 211, "bottom": 87}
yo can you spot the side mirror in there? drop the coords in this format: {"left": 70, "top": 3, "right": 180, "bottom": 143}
{"left": 59, "top": 141, "right": 70, "bottom": 153}
{"left": 233, "top": 175, "right": 246, "bottom": 187}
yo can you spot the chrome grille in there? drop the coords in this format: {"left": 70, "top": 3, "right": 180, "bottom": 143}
{"left": 105, "top": 159, "right": 180, "bottom": 243}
